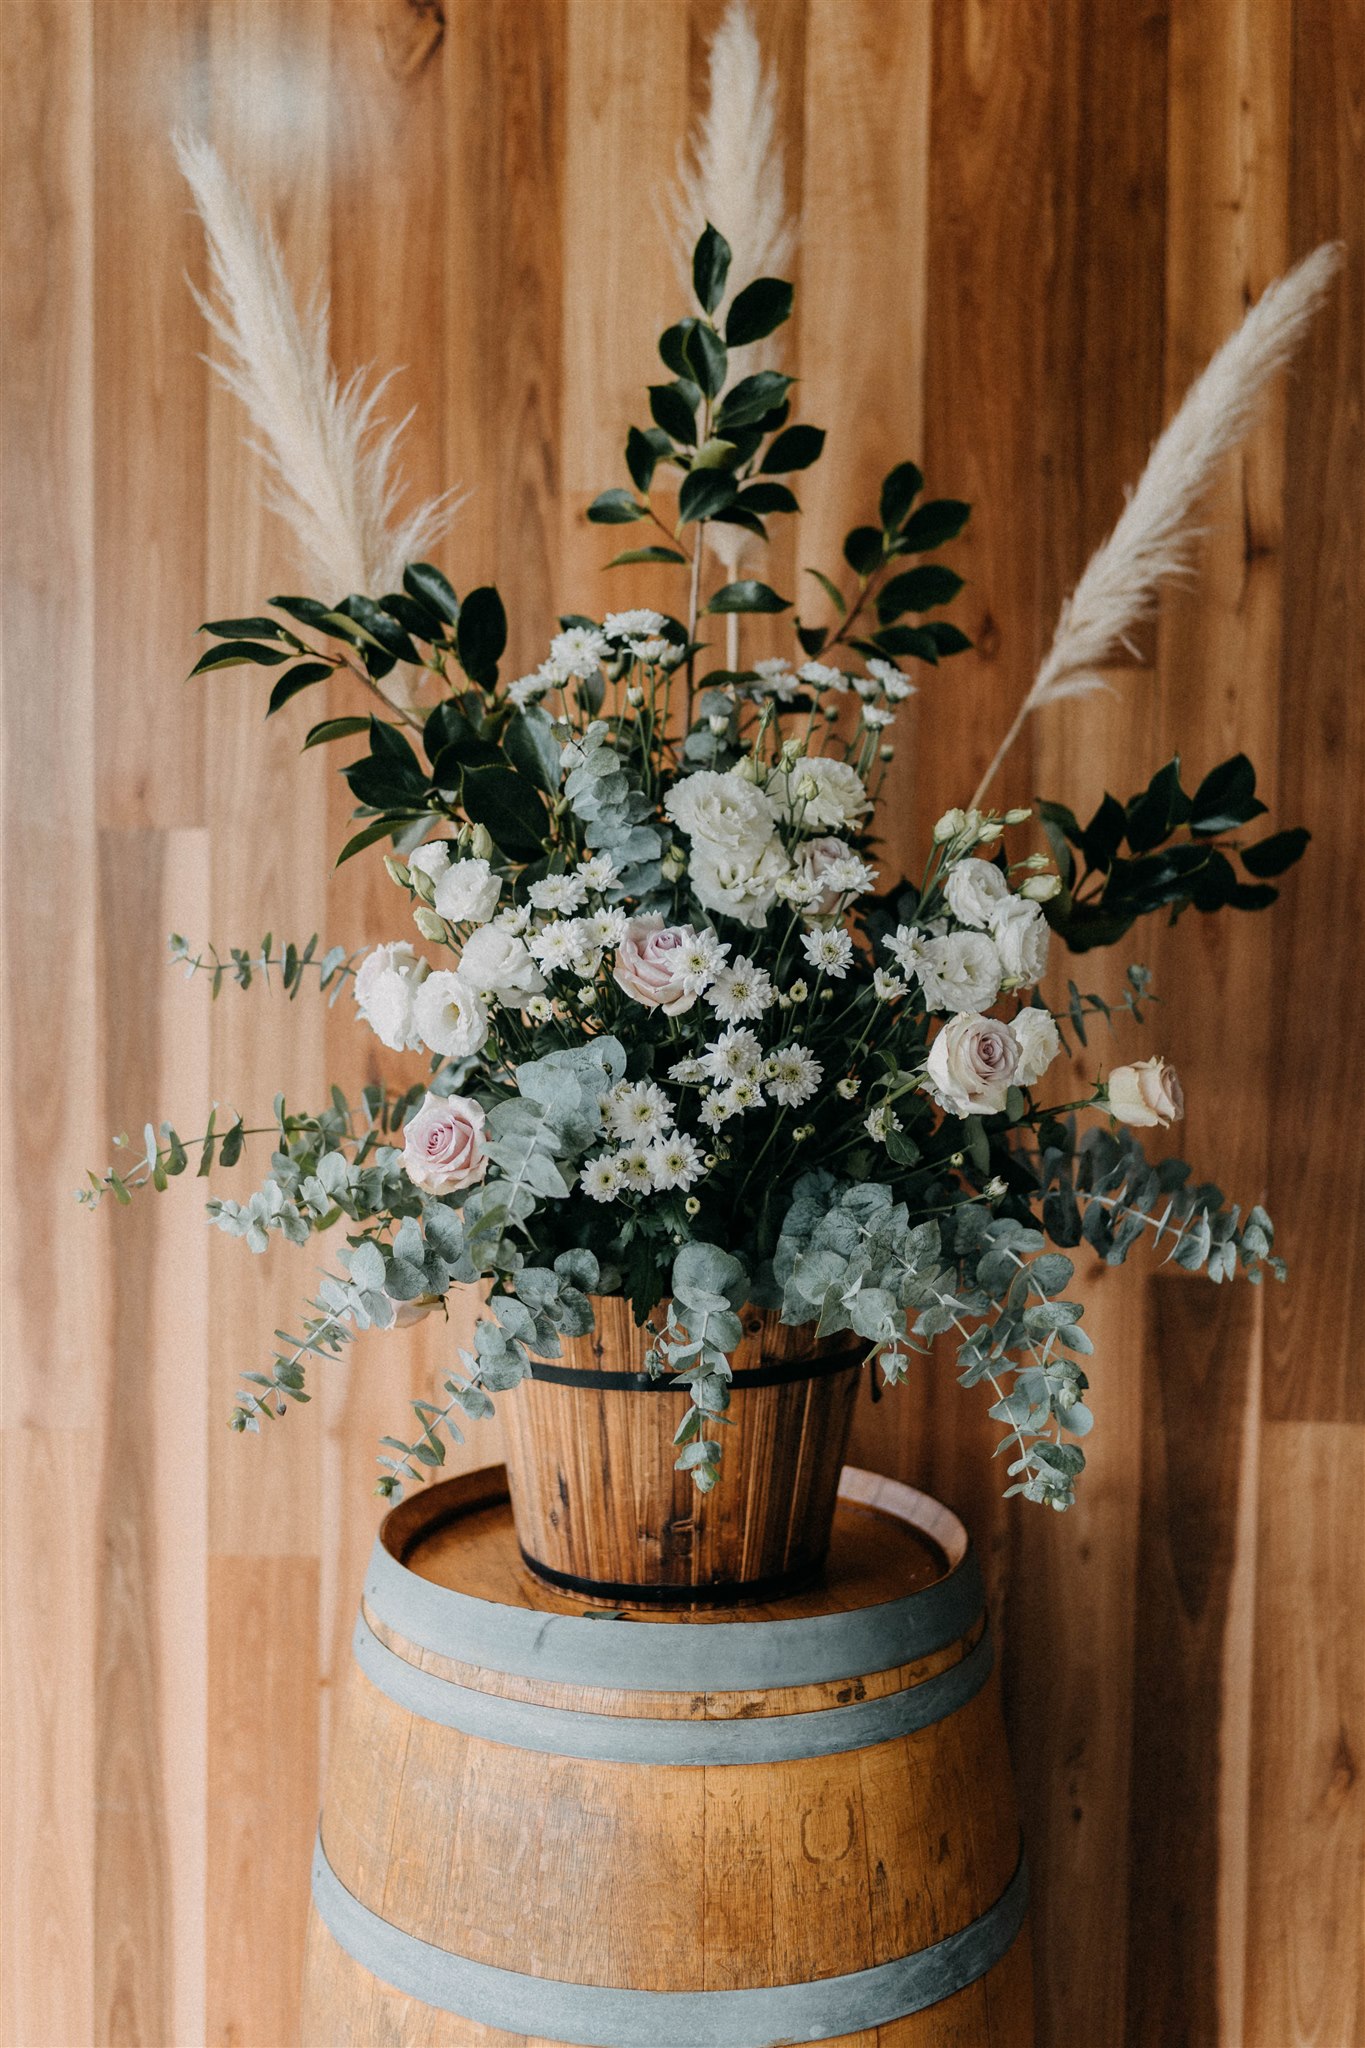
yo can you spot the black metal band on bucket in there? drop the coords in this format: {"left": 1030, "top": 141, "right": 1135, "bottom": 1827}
{"left": 517, "top": 1544, "right": 821, "bottom": 1607}
{"left": 352, "top": 1609, "right": 993, "bottom": 1764}
{"left": 311, "top": 1832, "right": 1028, "bottom": 2045}
{"left": 524, "top": 1348, "right": 861, "bottom": 1392}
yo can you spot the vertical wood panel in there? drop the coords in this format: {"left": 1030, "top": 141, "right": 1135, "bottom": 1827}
{"left": 2, "top": 4, "right": 1362, "bottom": 2043}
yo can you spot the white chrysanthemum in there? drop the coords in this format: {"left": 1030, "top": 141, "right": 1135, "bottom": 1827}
{"left": 528, "top": 872, "right": 587, "bottom": 914}
{"left": 862, "top": 705, "right": 896, "bottom": 729}
{"left": 577, "top": 851, "right": 618, "bottom": 890}
{"left": 750, "top": 656, "right": 801, "bottom": 702}
{"left": 865, "top": 658, "right": 915, "bottom": 701}
{"left": 613, "top": 1146, "right": 655, "bottom": 1194}
{"left": 627, "top": 635, "right": 673, "bottom": 664}
{"left": 885, "top": 924, "right": 933, "bottom": 976}
{"left": 874, "top": 967, "right": 907, "bottom": 1001}
{"left": 527, "top": 920, "right": 580, "bottom": 972}
{"left": 699, "top": 1093, "right": 729, "bottom": 1131}
{"left": 865, "top": 1103, "right": 903, "bottom": 1141}
{"left": 824, "top": 853, "right": 878, "bottom": 896}
{"left": 668, "top": 1055, "right": 709, "bottom": 1084}
{"left": 798, "top": 661, "right": 848, "bottom": 692}
{"left": 508, "top": 663, "right": 559, "bottom": 710}
{"left": 767, "top": 1043, "right": 822, "bottom": 1107}
{"left": 647, "top": 1131, "right": 704, "bottom": 1191}
{"left": 701, "top": 1025, "right": 763, "bottom": 1084}
{"left": 526, "top": 995, "right": 554, "bottom": 1023}
{"left": 718, "top": 1077, "right": 764, "bottom": 1116}
{"left": 706, "top": 955, "right": 775, "bottom": 1022}
{"left": 916, "top": 931, "right": 1002, "bottom": 1014}
{"left": 496, "top": 903, "right": 532, "bottom": 935}
{"left": 800, "top": 926, "right": 854, "bottom": 978}
{"left": 412, "top": 970, "right": 490, "bottom": 1058}
{"left": 604, "top": 1080, "right": 674, "bottom": 1146}
{"left": 580, "top": 1155, "right": 621, "bottom": 1203}
{"left": 604, "top": 608, "right": 666, "bottom": 641}
{"left": 675, "top": 927, "right": 729, "bottom": 992}
{"left": 354, "top": 941, "right": 428, "bottom": 1052}
{"left": 549, "top": 626, "right": 608, "bottom": 678}
{"left": 579, "top": 907, "right": 628, "bottom": 950}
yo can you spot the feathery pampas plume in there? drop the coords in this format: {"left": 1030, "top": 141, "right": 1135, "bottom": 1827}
{"left": 971, "top": 241, "right": 1342, "bottom": 807}
{"left": 667, "top": 2, "right": 797, "bottom": 615}
{"left": 174, "top": 133, "right": 458, "bottom": 604}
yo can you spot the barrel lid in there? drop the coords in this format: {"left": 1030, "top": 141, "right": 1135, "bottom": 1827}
{"left": 363, "top": 1467, "right": 984, "bottom": 1693}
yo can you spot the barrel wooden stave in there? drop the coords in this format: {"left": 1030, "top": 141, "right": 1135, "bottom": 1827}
{"left": 302, "top": 1470, "right": 1033, "bottom": 2047}
{"left": 501, "top": 1297, "right": 862, "bottom": 1600}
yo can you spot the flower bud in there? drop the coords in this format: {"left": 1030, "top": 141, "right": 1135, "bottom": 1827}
{"left": 976, "top": 821, "right": 1004, "bottom": 842}
{"left": 823, "top": 704, "right": 840, "bottom": 722}
{"left": 384, "top": 856, "right": 410, "bottom": 890}
{"left": 708, "top": 714, "right": 729, "bottom": 735}
{"left": 684, "top": 1196, "right": 701, "bottom": 1216}
{"left": 413, "top": 905, "right": 449, "bottom": 943}
{"left": 469, "top": 824, "right": 494, "bottom": 860}
{"left": 660, "top": 847, "right": 686, "bottom": 881}
{"left": 934, "top": 807, "right": 967, "bottom": 843}
{"left": 1020, "top": 873, "right": 1062, "bottom": 902}
{"left": 733, "top": 755, "right": 761, "bottom": 782}
{"left": 626, "top": 684, "right": 644, "bottom": 707}
{"left": 985, "top": 1176, "right": 1007, "bottom": 1198}
{"left": 788, "top": 979, "right": 809, "bottom": 1002}
{"left": 1021, "top": 851, "right": 1051, "bottom": 871}
{"left": 409, "top": 865, "right": 437, "bottom": 905}
{"left": 1005, "top": 805, "right": 1033, "bottom": 824}
{"left": 879, "top": 745, "right": 895, "bottom": 762}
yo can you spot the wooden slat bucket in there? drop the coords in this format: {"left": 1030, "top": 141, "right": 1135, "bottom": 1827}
{"left": 302, "top": 1465, "right": 1034, "bottom": 2047}
{"left": 503, "top": 1297, "right": 863, "bottom": 1605}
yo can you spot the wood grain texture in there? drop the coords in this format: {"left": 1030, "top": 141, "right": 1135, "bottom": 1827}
{"left": 2, "top": 1, "right": 1361, "bottom": 2041}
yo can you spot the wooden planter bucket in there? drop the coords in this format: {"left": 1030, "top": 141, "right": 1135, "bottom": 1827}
{"left": 302, "top": 1464, "right": 1034, "bottom": 2047}
{"left": 501, "top": 1296, "right": 863, "bottom": 1605}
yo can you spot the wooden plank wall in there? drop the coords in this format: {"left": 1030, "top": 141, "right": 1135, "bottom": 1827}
{"left": 2, "top": 2, "right": 1360, "bottom": 2042}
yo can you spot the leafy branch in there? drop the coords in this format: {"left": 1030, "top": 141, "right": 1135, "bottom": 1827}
{"left": 169, "top": 929, "right": 361, "bottom": 1002}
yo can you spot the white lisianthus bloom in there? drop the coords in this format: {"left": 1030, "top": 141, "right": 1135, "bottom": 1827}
{"left": 434, "top": 857, "right": 502, "bottom": 926}
{"left": 412, "top": 971, "right": 490, "bottom": 1058}
{"left": 528, "top": 871, "right": 587, "bottom": 914}
{"left": 354, "top": 941, "right": 429, "bottom": 1052}
{"left": 944, "top": 857, "right": 1010, "bottom": 930}
{"left": 604, "top": 608, "right": 666, "bottom": 640}
{"left": 1012, "top": 1007, "right": 1063, "bottom": 1088}
{"left": 580, "top": 1155, "right": 621, "bottom": 1203}
{"left": 690, "top": 837, "right": 790, "bottom": 927}
{"left": 916, "top": 931, "right": 1002, "bottom": 1014}
{"left": 458, "top": 925, "right": 545, "bottom": 1005}
{"left": 706, "top": 955, "right": 775, "bottom": 1022}
{"left": 771, "top": 754, "right": 871, "bottom": 833}
{"left": 800, "top": 926, "right": 855, "bottom": 979}
{"left": 406, "top": 840, "right": 453, "bottom": 888}
{"left": 664, "top": 769, "right": 779, "bottom": 861}
{"left": 402, "top": 1092, "right": 488, "bottom": 1195}
{"left": 1106, "top": 1056, "right": 1184, "bottom": 1128}
{"left": 925, "top": 1013, "right": 1020, "bottom": 1116}
{"left": 647, "top": 1131, "right": 704, "bottom": 1191}
{"left": 767, "top": 1043, "right": 822, "bottom": 1107}
{"left": 990, "top": 895, "right": 1050, "bottom": 986}
{"left": 548, "top": 625, "right": 608, "bottom": 677}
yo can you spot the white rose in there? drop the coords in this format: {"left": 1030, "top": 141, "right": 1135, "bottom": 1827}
{"left": 458, "top": 925, "right": 545, "bottom": 1005}
{"left": 944, "top": 857, "right": 1010, "bottom": 929}
{"left": 926, "top": 1013, "right": 1020, "bottom": 1117}
{"left": 402, "top": 1091, "right": 488, "bottom": 1194}
{"left": 1107, "top": 1057, "right": 1184, "bottom": 1128}
{"left": 916, "top": 931, "right": 1002, "bottom": 1013}
{"left": 412, "top": 971, "right": 490, "bottom": 1058}
{"left": 353, "top": 941, "right": 428, "bottom": 1052}
{"left": 433, "top": 856, "right": 502, "bottom": 926}
{"left": 664, "top": 770, "right": 778, "bottom": 865}
{"left": 1012, "top": 1007, "right": 1062, "bottom": 1088}
{"left": 990, "top": 895, "right": 1050, "bottom": 985}
{"left": 771, "top": 755, "right": 871, "bottom": 833}
{"left": 406, "top": 840, "right": 453, "bottom": 887}
{"left": 690, "top": 837, "right": 790, "bottom": 928}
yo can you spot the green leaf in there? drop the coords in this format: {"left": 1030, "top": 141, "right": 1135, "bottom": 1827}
{"left": 872, "top": 625, "right": 940, "bottom": 660}
{"left": 658, "top": 320, "right": 701, "bottom": 377}
{"left": 460, "top": 765, "right": 547, "bottom": 860}
{"left": 804, "top": 566, "right": 847, "bottom": 617}
{"left": 678, "top": 468, "right": 737, "bottom": 525}
{"left": 504, "top": 707, "right": 562, "bottom": 793}
{"left": 303, "top": 715, "right": 372, "bottom": 750}
{"left": 876, "top": 564, "right": 964, "bottom": 620}
{"left": 717, "top": 371, "right": 794, "bottom": 430}
{"left": 268, "top": 594, "right": 335, "bottom": 629}
{"left": 625, "top": 425, "right": 669, "bottom": 493}
{"left": 704, "top": 580, "right": 791, "bottom": 615}
{"left": 922, "top": 621, "right": 973, "bottom": 656}
{"left": 607, "top": 546, "right": 687, "bottom": 567}
{"left": 456, "top": 585, "right": 507, "bottom": 681}
{"left": 1240, "top": 826, "right": 1310, "bottom": 878}
{"left": 879, "top": 461, "right": 924, "bottom": 531}
{"left": 403, "top": 562, "right": 459, "bottom": 624}
{"left": 682, "top": 321, "right": 728, "bottom": 398}
{"left": 843, "top": 526, "right": 884, "bottom": 576}
{"left": 266, "top": 660, "right": 334, "bottom": 716}
{"left": 692, "top": 222, "right": 732, "bottom": 312}
{"left": 199, "top": 616, "right": 301, "bottom": 643}
{"left": 189, "top": 639, "right": 291, "bottom": 675}
{"left": 648, "top": 381, "right": 699, "bottom": 445}
{"left": 337, "top": 593, "right": 422, "bottom": 666}
{"left": 725, "top": 276, "right": 793, "bottom": 346}
{"left": 761, "top": 423, "right": 826, "bottom": 473}
{"left": 336, "top": 815, "right": 417, "bottom": 866}
{"left": 587, "top": 488, "right": 646, "bottom": 525}
{"left": 381, "top": 591, "right": 447, "bottom": 642}
{"left": 736, "top": 481, "right": 798, "bottom": 516}
{"left": 898, "top": 498, "right": 971, "bottom": 550}
{"left": 1190, "top": 753, "right": 1269, "bottom": 833}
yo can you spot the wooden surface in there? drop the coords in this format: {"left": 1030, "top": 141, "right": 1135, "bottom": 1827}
{"left": 1, "top": 2, "right": 1361, "bottom": 2043}
{"left": 503, "top": 1298, "right": 861, "bottom": 1597}
{"left": 302, "top": 1469, "right": 1032, "bottom": 2045}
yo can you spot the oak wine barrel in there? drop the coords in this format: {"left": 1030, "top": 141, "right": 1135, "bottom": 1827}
{"left": 302, "top": 1464, "right": 1034, "bottom": 2046}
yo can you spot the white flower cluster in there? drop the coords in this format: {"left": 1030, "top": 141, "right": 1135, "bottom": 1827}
{"left": 579, "top": 1080, "right": 705, "bottom": 1203}
{"left": 663, "top": 758, "right": 872, "bottom": 928}
{"left": 885, "top": 855, "right": 1053, "bottom": 1017}
{"left": 507, "top": 612, "right": 681, "bottom": 710}
{"left": 668, "top": 1026, "right": 822, "bottom": 1129}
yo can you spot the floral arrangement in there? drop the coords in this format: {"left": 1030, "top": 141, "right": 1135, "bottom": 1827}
{"left": 84, "top": 22, "right": 1336, "bottom": 1513}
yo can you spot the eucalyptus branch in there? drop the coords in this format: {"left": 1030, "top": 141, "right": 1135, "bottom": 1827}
{"left": 169, "top": 930, "right": 362, "bottom": 1002}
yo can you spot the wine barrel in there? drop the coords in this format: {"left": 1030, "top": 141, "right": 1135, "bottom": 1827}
{"left": 502, "top": 1297, "right": 863, "bottom": 1605}
{"left": 302, "top": 1464, "right": 1034, "bottom": 2046}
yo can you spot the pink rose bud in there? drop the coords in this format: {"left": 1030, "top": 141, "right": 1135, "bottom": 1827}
{"left": 402, "top": 1091, "right": 489, "bottom": 1194}
{"left": 1106, "top": 1057, "right": 1184, "bottom": 1129}
{"left": 611, "top": 917, "right": 700, "bottom": 1016}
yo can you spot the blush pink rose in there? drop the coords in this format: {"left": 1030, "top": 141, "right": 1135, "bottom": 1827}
{"left": 611, "top": 917, "right": 699, "bottom": 1016}
{"left": 1106, "top": 1057, "right": 1184, "bottom": 1129}
{"left": 402, "top": 1091, "right": 488, "bottom": 1194}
